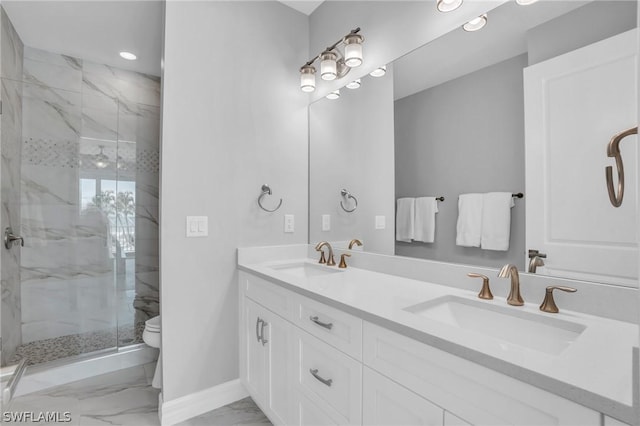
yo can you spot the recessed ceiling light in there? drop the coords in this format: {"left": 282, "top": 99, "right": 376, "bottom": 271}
{"left": 437, "top": 0, "right": 463, "bottom": 12}
{"left": 119, "top": 51, "right": 137, "bottom": 61}
{"left": 516, "top": 0, "right": 539, "bottom": 5}
{"left": 463, "top": 14, "right": 488, "bottom": 32}
{"left": 369, "top": 65, "right": 387, "bottom": 77}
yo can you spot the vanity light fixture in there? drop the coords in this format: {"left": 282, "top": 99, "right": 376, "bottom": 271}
{"left": 515, "top": 0, "right": 539, "bottom": 5}
{"left": 326, "top": 89, "right": 340, "bottom": 100}
{"left": 119, "top": 51, "right": 137, "bottom": 61}
{"left": 346, "top": 78, "right": 361, "bottom": 89}
{"left": 463, "top": 14, "right": 488, "bottom": 32}
{"left": 437, "top": 0, "right": 463, "bottom": 12}
{"left": 300, "top": 28, "right": 363, "bottom": 92}
{"left": 369, "top": 65, "right": 387, "bottom": 77}
{"left": 94, "top": 146, "right": 109, "bottom": 169}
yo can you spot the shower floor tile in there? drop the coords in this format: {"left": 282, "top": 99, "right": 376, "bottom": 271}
{"left": 6, "top": 363, "right": 271, "bottom": 426}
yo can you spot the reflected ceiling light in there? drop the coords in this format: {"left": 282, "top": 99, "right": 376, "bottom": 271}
{"left": 346, "top": 79, "right": 361, "bottom": 89}
{"left": 437, "top": 0, "right": 463, "bottom": 12}
{"left": 463, "top": 14, "right": 488, "bottom": 32}
{"left": 119, "top": 51, "right": 137, "bottom": 61}
{"left": 300, "top": 65, "right": 316, "bottom": 92}
{"left": 299, "top": 28, "right": 364, "bottom": 92}
{"left": 326, "top": 90, "right": 340, "bottom": 100}
{"left": 94, "top": 146, "right": 109, "bottom": 169}
{"left": 369, "top": 65, "right": 387, "bottom": 77}
{"left": 515, "top": 0, "right": 539, "bottom": 5}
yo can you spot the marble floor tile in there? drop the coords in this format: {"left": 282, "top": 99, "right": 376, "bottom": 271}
{"left": 6, "top": 364, "right": 271, "bottom": 426}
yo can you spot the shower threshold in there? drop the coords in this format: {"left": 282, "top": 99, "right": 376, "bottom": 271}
{"left": 1, "top": 358, "right": 27, "bottom": 405}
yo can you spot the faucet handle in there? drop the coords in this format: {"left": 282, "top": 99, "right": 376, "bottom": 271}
{"left": 468, "top": 273, "right": 493, "bottom": 300}
{"left": 338, "top": 253, "right": 351, "bottom": 269}
{"left": 539, "top": 286, "right": 577, "bottom": 313}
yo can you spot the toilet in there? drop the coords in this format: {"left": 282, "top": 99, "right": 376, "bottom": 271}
{"left": 142, "top": 315, "right": 162, "bottom": 388}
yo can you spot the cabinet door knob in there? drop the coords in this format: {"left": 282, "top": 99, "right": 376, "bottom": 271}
{"left": 309, "top": 368, "right": 333, "bottom": 387}
{"left": 309, "top": 316, "right": 333, "bottom": 330}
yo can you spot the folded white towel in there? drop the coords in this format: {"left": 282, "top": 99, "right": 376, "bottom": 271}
{"left": 414, "top": 197, "right": 438, "bottom": 243}
{"left": 396, "top": 198, "right": 415, "bottom": 242}
{"left": 456, "top": 193, "right": 483, "bottom": 247}
{"left": 481, "top": 192, "right": 515, "bottom": 251}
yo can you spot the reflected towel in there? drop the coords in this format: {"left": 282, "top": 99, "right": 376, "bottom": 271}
{"left": 396, "top": 198, "right": 415, "bottom": 242}
{"left": 456, "top": 193, "right": 483, "bottom": 247}
{"left": 481, "top": 192, "right": 515, "bottom": 251}
{"left": 414, "top": 197, "right": 438, "bottom": 243}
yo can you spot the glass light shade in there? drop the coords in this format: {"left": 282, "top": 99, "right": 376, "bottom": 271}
{"left": 320, "top": 51, "right": 338, "bottom": 81}
{"left": 326, "top": 90, "right": 340, "bottom": 100}
{"left": 346, "top": 79, "right": 361, "bottom": 89}
{"left": 343, "top": 34, "right": 364, "bottom": 68}
{"left": 94, "top": 147, "right": 109, "bottom": 169}
{"left": 300, "top": 66, "right": 316, "bottom": 92}
{"left": 437, "top": 0, "right": 463, "bottom": 12}
{"left": 516, "top": 0, "right": 538, "bottom": 4}
{"left": 369, "top": 65, "right": 387, "bottom": 77}
{"left": 463, "top": 14, "right": 487, "bottom": 32}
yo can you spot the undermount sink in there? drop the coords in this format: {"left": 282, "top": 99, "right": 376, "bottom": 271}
{"left": 404, "top": 296, "right": 586, "bottom": 355}
{"left": 270, "top": 262, "right": 342, "bottom": 279}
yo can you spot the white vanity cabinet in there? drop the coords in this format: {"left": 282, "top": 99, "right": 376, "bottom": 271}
{"left": 242, "top": 297, "right": 292, "bottom": 425}
{"left": 239, "top": 270, "right": 605, "bottom": 426}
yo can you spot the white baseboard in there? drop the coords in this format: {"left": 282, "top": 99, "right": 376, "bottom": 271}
{"left": 159, "top": 379, "right": 249, "bottom": 426}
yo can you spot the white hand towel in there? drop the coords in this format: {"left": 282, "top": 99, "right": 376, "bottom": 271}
{"left": 396, "top": 198, "right": 415, "bottom": 242}
{"left": 414, "top": 197, "right": 438, "bottom": 243}
{"left": 481, "top": 192, "right": 515, "bottom": 251}
{"left": 456, "top": 193, "right": 483, "bottom": 247}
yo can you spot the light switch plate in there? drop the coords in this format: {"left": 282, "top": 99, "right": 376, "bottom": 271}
{"left": 322, "top": 214, "right": 331, "bottom": 231}
{"left": 186, "top": 216, "right": 208, "bottom": 237}
{"left": 375, "top": 215, "right": 386, "bottom": 230}
{"left": 284, "top": 214, "right": 295, "bottom": 233}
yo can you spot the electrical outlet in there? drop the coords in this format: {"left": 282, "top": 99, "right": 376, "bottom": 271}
{"left": 284, "top": 214, "right": 295, "bottom": 233}
{"left": 375, "top": 215, "right": 386, "bottom": 230}
{"left": 322, "top": 214, "right": 331, "bottom": 231}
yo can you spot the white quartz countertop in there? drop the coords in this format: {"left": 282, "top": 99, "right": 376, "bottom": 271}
{"left": 238, "top": 255, "right": 639, "bottom": 423}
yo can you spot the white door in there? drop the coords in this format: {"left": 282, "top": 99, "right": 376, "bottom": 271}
{"left": 524, "top": 29, "right": 638, "bottom": 286}
{"left": 362, "top": 367, "right": 443, "bottom": 426}
{"left": 244, "top": 298, "right": 268, "bottom": 406}
{"left": 262, "top": 306, "right": 292, "bottom": 426}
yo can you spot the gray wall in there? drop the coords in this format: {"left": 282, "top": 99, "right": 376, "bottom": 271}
{"left": 395, "top": 54, "right": 527, "bottom": 269}
{"left": 161, "top": 1, "right": 308, "bottom": 402}
{"left": 309, "top": 69, "right": 395, "bottom": 255}
{"left": 527, "top": 0, "right": 637, "bottom": 65}
{"left": 0, "top": 6, "right": 23, "bottom": 365}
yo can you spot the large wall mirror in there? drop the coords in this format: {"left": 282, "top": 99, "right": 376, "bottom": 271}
{"left": 309, "top": 0, "right": 638, "bottom": 287}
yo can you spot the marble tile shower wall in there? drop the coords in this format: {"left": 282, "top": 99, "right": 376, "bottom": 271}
{"left": 0, "top": 7, "right": 24, "bottom": 365}
{"left": 17, "top": 45, "right": 160, "bottom": 349}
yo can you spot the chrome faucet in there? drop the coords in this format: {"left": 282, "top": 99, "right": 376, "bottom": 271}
{"left": 498, "top": 264, "right": 524, "bottom": 306}
{"left": 315, "top": 241, "right": 336, "bottom": 266}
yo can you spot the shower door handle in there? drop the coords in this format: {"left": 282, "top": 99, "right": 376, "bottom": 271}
{"left": 4, "top": 227, "right": 23, "bottom": 249}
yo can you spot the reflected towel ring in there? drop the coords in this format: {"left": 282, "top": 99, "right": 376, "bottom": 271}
{"left": 340, "top": 189, "right": 358, "bottom": 213}
{"left": 606, "top": 126, "right": 637, "bottom": 207}
{"left": 258, "top": 184, "right": 282, "bottom": 212}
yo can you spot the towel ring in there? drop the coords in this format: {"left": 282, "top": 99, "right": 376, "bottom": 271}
{"left": 340, "top": 189, "right": 358, "bottom": 213}
{"left": 606, "top": 126, "right": 637, "bottom": 207}
{"left": 258, "top": 184, "right": 282, "bottom": 212}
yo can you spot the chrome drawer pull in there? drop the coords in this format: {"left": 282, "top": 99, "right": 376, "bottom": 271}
{"left": 260, "top": 320, "right": 268, "bottom": 346}
{"left": 309, "top": 369, "right": 333, "bottom": 387}
{"left": 309, "top": 316, "right": 333, "bottom": 330}
{"left": 256, "top": 318, "right": 263, "bottom": 343}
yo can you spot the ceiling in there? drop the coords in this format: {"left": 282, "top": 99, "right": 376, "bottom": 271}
{"left": 2, "top": 1, "right": 163, "bottom": 76}
{"left": 278, "top": 1, "right": 324, "bottom": 15}
{"left": 393, "top": 0, "right": 591, "bottom": 100}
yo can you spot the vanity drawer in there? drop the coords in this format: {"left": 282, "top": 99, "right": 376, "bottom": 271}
{"left": 241, "top": 271, "right": 292, "bottom": 319}
{"left": 293, "top": 327, "right": 362, "bottom": 425}
{"left": 363, "top": 321, "right": 600, "bottom": 426}
{"left": 292, "top": 293, "right": 363, "bottom": 360}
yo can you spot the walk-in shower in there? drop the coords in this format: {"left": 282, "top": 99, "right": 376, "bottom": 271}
{"left": 0, "top": 1, "right": 162, "bottom": 392}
